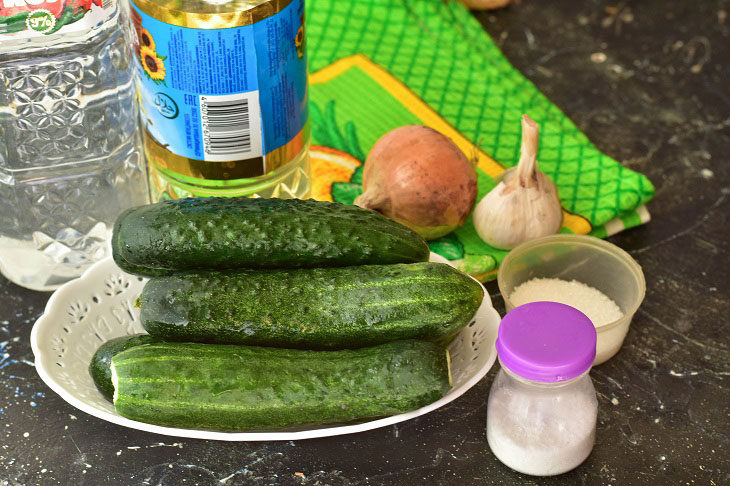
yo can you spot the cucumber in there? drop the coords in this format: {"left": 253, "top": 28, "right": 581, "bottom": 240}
{"left": 111, "top": 241, "right": 171, "bottom": 278}
{"left": 111, "top": 340, "right": 451, "bottom": 431}
{"left": 45, "top": 6, "right": 73, "bottom": 35}
{"left": 88, "top": 334, "right": 159, "bottom": 401}
{"left": 140, "top": 262, "right": 483, "bottom": 349}
{"left": 0, "top": 15, "right": 29, "bottom": 34}
{"left": 0, "top": 12, "right": 30, "bottom": 25}
{"left": 112, "top": 197, "right": 429, "bottom": 276}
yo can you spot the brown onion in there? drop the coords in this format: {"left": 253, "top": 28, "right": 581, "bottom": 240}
{"left": 354, "top": 126, "right": 478, "bottom": 240}
{"left": 460, "top": 0, "right": 512, "bottom": 10}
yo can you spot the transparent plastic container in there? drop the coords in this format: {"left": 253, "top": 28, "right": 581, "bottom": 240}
{"left": 498, "top": 235, "right": 646, "bottom": 365}
{"left": 487, "top": 302, "right": 598, "bottom": 476}
{"left": 0, "top": 2, "right": 149, "bottom": 291}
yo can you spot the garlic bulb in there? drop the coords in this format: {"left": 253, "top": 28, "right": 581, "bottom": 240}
{"left": 473, "top": 115, "right": 563, "bottom": 250}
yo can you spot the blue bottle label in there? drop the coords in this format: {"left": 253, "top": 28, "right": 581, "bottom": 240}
{"left": 130, "top": 0, "right": 307, "bottom": 173}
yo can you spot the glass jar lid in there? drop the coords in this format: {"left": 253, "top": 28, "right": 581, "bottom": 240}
{"left": 496, "top": 302, "right": 597, "bottom": 382}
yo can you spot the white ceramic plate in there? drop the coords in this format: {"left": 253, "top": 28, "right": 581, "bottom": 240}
{"left": 31, "top": 254, "right": 500, "bottom": 441}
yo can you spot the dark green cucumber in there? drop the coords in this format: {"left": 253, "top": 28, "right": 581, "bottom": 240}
{"left": 111, "top": 240, "right": 171, "bottom": 278}
{"left": 45, "top": 6, "right": 73, "bottom": 35}
{"left": 111, "top": 340, "right": 451, "bottom": 431}
{"left": 140, "top": 262, "right": 484, "bottom": 349}
{"left": 0, "top": 14, "right": 29, "bottom": 34}
{"left": 112, "top": 197, "right": 429, "bottom": 276}
{"left": 89, "top": 334, "right": 159, "bottom": 401}
{"left": 1, "top": 12, "right": 30, "bottom": 24}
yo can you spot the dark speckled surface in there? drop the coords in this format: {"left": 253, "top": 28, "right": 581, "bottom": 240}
{"left": 1, "top": 0, "right": 728, "bottom": 484}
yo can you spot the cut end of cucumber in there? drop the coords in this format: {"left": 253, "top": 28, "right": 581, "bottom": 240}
{"left": 446, "top": 349, "right": 453, "bottom": 387}
{"left": 110, "top": 362, "right": 119, "bottom": 404}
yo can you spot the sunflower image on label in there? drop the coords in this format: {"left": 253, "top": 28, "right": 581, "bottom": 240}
{"left": 130, "top": 0, "right": 308, "bottom": 183}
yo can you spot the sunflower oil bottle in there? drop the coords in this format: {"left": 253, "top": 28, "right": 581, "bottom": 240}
{"left": 130, "top": 0, "right": 310, "bottom": 200}
{"left": 0, "top": 0, "right": 149, "bottom": 290}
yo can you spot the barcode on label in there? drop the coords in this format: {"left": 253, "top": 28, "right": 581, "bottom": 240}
{"left": 102, "top": 0, "right": 112, "bottom": 9}
{"left": 200, "top": 92, "right": 263, "bottom": 161}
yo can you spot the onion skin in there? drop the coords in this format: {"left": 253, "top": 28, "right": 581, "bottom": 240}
{"left": 354, "top": 126, "right": 478, "bottom": 240}
{"left": 460, "top": 0, "right": 512, "bottom": 10}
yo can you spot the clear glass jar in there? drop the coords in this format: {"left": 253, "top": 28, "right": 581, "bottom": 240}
{"left": 486, "top": 301, "right": 598, "bottom": 476}
{"left": 0, "top": 1, "right": 149, "bottom": 291}
{"left": 487, "top": 363, "right": 598, "bottom": 476}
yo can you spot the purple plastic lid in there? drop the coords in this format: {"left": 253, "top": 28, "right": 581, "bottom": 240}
{"left": 496, "top": 302, "right": 597, "bottom": 382}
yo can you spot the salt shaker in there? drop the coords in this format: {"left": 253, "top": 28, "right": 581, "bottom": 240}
{"left": 487, "top": 302, "right": 598, "bottom": 476}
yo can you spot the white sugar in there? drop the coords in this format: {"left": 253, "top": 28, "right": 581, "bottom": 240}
{"left": 510, "top": 278, "right": 623, "bottom": 326}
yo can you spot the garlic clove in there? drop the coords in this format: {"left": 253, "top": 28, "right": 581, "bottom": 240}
{"left": 473, "top": 115, "right": 563, "bottom": 250}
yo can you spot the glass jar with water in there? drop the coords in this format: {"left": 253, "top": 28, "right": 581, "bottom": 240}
{"left": 0, "top": 0, "right": 150, "bottom": 291}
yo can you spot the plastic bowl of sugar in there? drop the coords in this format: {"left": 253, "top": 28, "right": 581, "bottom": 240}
{"left": 497, "top": 235, "right": 645, "bottom": 365}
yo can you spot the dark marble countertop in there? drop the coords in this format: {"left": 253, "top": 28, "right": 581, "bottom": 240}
{"left": 1, "top": 0, "right": 728, "bottom": 484}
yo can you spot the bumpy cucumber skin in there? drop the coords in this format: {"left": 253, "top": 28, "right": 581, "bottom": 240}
{"left": 112, "top": 198, "right": 429, "bottom": 276}
{"left": 111, "top": 340, "right": 450, "bottom": 431}
{"left": 89, "top": 334, "right": 159, "bottom": 401}
{"left": 111, "top": 235, "right": 169, "bottom": 277}
{"left": 140, "top": 262, "right": 484, "bottom": 349}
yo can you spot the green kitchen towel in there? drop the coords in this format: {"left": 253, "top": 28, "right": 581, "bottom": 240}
{"left": 306, "top": 0, "right": 654, "bottom": 280}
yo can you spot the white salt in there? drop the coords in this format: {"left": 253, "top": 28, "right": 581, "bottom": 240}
{"left": 510, "top": 278, "right": 623, "bottom": 327}
{"left": 487, "top": 387, "right": 597, "bottom": 476}
{"left": 486, "top": 370, "right": 598, "bottom": 476}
